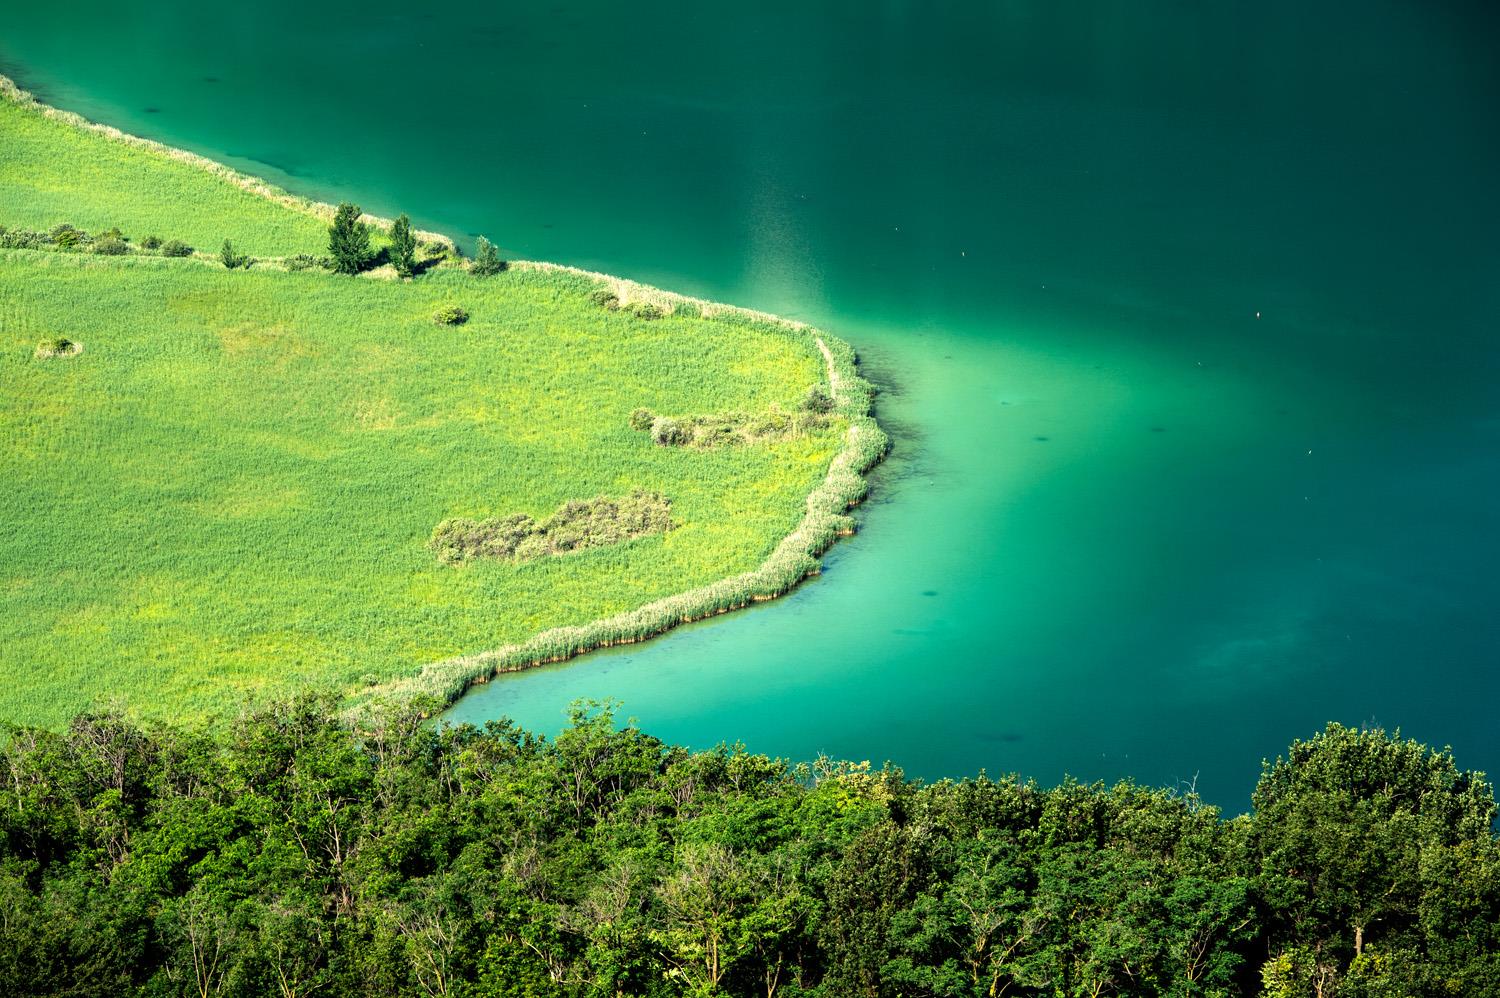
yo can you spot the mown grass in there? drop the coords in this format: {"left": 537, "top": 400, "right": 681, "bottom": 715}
{"left": 0, "top": 249, "right": 840, "bottom": 727}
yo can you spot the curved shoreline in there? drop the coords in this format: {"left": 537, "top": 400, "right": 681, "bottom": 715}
{"left": 0, "top": 71, "right": 889, "bottom": 715}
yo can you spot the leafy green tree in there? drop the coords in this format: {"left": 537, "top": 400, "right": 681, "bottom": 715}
{"left": 1249, "top": 724, "right": 1500, "bottom": 990}
{"left": 652, "top": 842, "right": 756, "bottom": 995}
{"left": 328, "top": 201, "right": 372, "bottom": 275}
{"left": 471, "top": 236, "right": 505, "bottom": 276}
{"left": 390, "top": 213, "right": 418, "bottom": 279}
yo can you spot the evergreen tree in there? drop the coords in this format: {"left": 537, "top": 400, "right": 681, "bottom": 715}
{"left": 389, "top": 213, "right": 417, "bottom": 279}
{"left": 218, "top": 239, "right": 249, "bottom": 269}
{"left": 328, "top": 201, "right": 371, "bottom": 275}
{"left": 471, "top": 235, "right": 505, "bottom": 276}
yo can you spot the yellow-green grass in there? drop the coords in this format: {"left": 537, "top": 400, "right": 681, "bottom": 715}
{"left": 0, "top": 73, "right": 887, "bottom": 728}
{"left": 0, "top": 248, "right": 838, "bottom": 727}
{"left": 0, "top": 96, "right": 333, "bottom": 257}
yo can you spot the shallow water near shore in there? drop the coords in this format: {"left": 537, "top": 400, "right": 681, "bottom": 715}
{"left": 3, "top": 1, "right": 1497, "bottom": 805}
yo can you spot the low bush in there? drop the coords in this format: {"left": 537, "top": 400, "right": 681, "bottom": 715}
{"left": 639, "top": 404, "right": 824, "bottom": 448}
{"left": 800, "top": 384, "right": 835, "bottom": 414}
{"left": 219, "top": 240, "right": 251, "bottom": 269}
{"left": 160, "top": 240, "right": 193, "bottom": 258}
{"left": 649, "top": 415, "right": 690, "bottom": 446}
{"left": 433, "top": 305, "right": 469, "bottom": 326}
{"left": 48, "top": 224, "right": 85, "bottom": 250}
{"left": 285, "top": 253, "right": 328, "bottom": 272}
{"left": 430, "top": 490, "right": 673, "bottom": 564}
{"left": 35, "top": 337, "right": 81, "bottom": 359}
{"left": 629, "top": 301, "right": 664, "bottom": 320}
{"left": 589, "top": 287, "right": 620, "bottom": 310}
{"left": 140, "top": 235, "right": 163, "bottom": 251}
{"left": 92, "top": 236, "right": 129, "bottom": 256}
{"left": 0, "top": 226, "right": 50, "bottom": 250}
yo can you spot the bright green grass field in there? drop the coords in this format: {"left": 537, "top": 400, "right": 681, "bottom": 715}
{"left": 0, "top": 98, "right": 330, "bottom": 257}
{"left": 0, "top": 93, "right": 837, "bottom": 728}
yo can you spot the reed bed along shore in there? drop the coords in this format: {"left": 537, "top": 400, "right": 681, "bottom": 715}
{"left": 361, "top": 319, "right": 886, "bottom": 712}
{"left": 0, "top": 71, "right": 887, "bottom": 725}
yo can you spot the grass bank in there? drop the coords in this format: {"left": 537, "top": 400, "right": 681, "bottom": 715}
{"left": 0, "top": 74, "right": 885, "bottom": 727}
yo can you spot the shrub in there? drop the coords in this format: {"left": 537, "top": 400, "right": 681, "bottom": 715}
{"left": 433, "top": 305, "right": 469, "bottom": 326}
{"left": 140, "top": 235, "right": 163, "bottom": 250}
{"left": 219, "top": 240, "right": 251, "bottom": 269}
{"left": 285, "top": 254, "right": 327, "bottom": 272}
{"left": 389, "top": 213, "right": 417, "bottom": 279}
{"left": 48, "top": 224, "right": 85, "bottom": 250}
{"left": 161, "top": 240, "right": 193, "bottom": 257}
{"left": 589, "top": 287, "right": 620, "bottom": 310}
{"left": 471, "top": 236, "right": 505, "bottom": 276}
{"left": 630, "top": 302, "right": 664, "bottom": 320}
{"left": 35, "top": 337, "right": 80, "bottom": 359}
{"left": 92, "top": 237, "right": 129, "bottom": 256}
{"left": 328, "top": 201, "right": 372, "bottom": 274}
{"left": 650, "top": 416, "right": 689, "bottom": 447}
{"left": 95, "top": 226, "right": 125, "bottom": 242}
{"left": 422, "top": 241, "right": 451, "bottom": 261}
{"left": 430, "top": 491, "right": 673, "bottom": 564}
{"left": 628, "top": 407, "right": 655, "bottom": 432}
{"left": 799, "top": 384, "right": 835, "bottom": 414}
{"left": 0, "top": 227, "right": 50, "bottom": 250}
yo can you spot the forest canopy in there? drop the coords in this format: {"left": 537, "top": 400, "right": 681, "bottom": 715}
{"left": 1, "top": 698, "right": 1496, "bottom": 997}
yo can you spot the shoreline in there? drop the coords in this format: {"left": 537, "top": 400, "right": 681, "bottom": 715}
{"left": 0, "top": 70, "right": 889, "bottom": 716}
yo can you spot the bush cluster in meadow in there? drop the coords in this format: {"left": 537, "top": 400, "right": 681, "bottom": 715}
{"left": 430, "top": 489, "right": 673, "bottom": 564}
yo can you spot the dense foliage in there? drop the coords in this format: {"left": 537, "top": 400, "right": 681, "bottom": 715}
{"left": 1, "top": 701, "right": 1494, "bottom": 997}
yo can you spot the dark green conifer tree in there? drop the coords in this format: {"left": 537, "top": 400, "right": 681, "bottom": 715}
{"left": 389, "top": 213, "right": 417, "bottom": 279}
{"left": 328, "top": 201, "right": 371, "bottom": 275}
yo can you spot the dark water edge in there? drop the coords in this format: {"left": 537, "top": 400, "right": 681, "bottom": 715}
{"left": 2, "top": 1, "right": 1498, "bottom": 807}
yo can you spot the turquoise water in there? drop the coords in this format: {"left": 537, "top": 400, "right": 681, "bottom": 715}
{"left": 3, "top": 2, "right": 1497, "bottom": 805}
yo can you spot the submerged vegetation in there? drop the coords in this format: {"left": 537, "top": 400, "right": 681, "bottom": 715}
{"left": 1, "top": 702, "right": 1495, "bottom": 998}
{"left": 0, "top": 74, "right": 883, "bottom": 728}
{"left": 431, "top": 490, "right": 674, "bottom": 564}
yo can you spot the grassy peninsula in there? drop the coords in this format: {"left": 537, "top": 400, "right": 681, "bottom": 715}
{"left": 0, "top": 76, "right": 885, "bottom": 728}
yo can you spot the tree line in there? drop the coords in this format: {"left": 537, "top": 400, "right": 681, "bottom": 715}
{"left": 1, "top": 695, "right": 1495, "bottom": 997}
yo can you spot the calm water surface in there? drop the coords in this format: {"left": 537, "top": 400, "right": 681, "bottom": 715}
{"left": 4, "top": 2, "right": 1497, "bottom": 806}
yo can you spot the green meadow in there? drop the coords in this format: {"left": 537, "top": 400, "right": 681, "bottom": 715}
{"left": 0, "top": 93, "right": 330, "bottom": 257}
{"left": 0, "top": 84, "right": 854, "bottom": 728}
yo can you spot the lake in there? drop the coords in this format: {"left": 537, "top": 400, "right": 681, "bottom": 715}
{"left": 3, "top": 0, "right": 1496, "bottom": 806}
